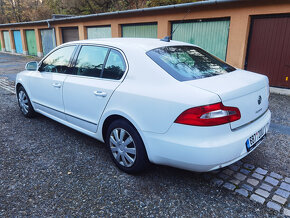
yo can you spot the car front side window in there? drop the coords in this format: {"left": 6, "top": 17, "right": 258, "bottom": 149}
{"left": 74, "top": 46, "right": 109, "bottom": 78}
{"left": 39, "top": 46, "right": 76, "bottom": 74}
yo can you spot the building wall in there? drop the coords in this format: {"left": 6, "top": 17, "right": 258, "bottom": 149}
{"left": 0, "top": 1, "right": 289, "bottom": 70}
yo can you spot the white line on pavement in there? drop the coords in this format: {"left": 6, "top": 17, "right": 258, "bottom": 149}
{"left": 0, "top": 78, "right": 15, "bottom": 94}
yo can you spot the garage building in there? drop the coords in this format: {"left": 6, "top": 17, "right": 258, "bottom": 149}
{"left": 0, "top": 0, "right": 289, "bottom": 89}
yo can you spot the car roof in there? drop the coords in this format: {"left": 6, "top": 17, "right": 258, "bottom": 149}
{"left": 64, "top": 38, "right": 194, "bottom": 51}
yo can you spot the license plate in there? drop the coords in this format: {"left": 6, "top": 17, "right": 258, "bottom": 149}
{"left": 246, "top": 125, "right": 267, "bottom": 152}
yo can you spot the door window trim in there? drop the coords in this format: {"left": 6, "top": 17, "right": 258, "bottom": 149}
{"left": 70, "top": 43, "right": 129, "bottom": 81}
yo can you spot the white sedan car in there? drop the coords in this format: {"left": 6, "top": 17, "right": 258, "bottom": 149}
{"left": 16, "top": 38, "right": 271, "bottom": 173}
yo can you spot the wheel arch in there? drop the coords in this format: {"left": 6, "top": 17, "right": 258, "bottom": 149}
{"left": 99, "top": 111, "right": 152, "bottom": 156}
{"left": 16, "top": 82, "right": 24, "bottom": 92}
{"left": 15, "top": 80, "right": 36, "bottom": 113}
{"left": 102, "top": 114, "right": 139, "bottom": 143}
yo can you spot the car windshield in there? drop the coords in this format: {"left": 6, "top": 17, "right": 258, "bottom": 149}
{"left": 146, "top": 46, "right": 236, "bottom": 81}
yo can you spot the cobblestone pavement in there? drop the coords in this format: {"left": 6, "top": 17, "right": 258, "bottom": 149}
{"left": 0, "top": 52, "right": 289, "bottom": 216}
{"left": 207, "top": 161, "right": 290, "bottom": 216}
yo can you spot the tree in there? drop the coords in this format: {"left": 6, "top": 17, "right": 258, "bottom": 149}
{"left": 147, "top": 0, "right": 200, "bottom": 7}
{"left": 0, "top": 0, "right": 51, "bottom": 23}
{"left": 0, "top": 0, "right": 203, "bottom": 24}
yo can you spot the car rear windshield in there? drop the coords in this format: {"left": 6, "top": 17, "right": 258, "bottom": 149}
{"left": 146, "top": 46, "right": 236, "bottom": 81}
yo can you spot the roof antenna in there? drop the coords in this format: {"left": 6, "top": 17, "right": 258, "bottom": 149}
{"left": 160, "top": 8, "right": 191, "bottom": 42}
{"left": 160, "top": 36, "right": 170, "bottom": 42}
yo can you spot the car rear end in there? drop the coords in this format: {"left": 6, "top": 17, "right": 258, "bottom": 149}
{"left": 144, "top": 45, "right": 271, "bottom": 172}
{"left": 144, "top": 110, "right": 270, "bottom": 172}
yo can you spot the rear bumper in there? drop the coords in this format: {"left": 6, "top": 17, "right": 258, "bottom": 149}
{"left": 143, "top": 110, "right": 271, "bottom": 172}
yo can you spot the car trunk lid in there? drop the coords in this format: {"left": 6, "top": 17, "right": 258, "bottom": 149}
{"left": 185, "top": 70, "right": 269, "bottom": 129}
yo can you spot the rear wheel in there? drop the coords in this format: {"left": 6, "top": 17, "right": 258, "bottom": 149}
{"left": 17, "top": 86, "right": 35, "bottom": 118}
{"left": 106, "top": 119, "right": 149, "bottom": 174}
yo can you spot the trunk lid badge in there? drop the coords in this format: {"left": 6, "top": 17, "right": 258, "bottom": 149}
{"left": 258, "top": 96, "right": 262, "bottom": 105}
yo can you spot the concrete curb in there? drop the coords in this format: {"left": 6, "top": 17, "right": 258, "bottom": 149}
{"left": 270, "top": 87, "right": 290, "bottom": 96}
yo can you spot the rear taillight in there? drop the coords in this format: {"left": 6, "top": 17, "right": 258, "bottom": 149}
{"left": 174, "top": 102, "right": 241, "bottom": 126}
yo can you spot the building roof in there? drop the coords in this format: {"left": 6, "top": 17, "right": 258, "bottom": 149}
{"left": 0, "top": 0, "right": 246, "bottom": 27}
{"left": 63, "top": 37, "right": 192, "bottom": 52}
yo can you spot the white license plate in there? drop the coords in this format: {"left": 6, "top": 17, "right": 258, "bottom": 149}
{"left": 246, "top": 126, "right": 266, "bottom": 151}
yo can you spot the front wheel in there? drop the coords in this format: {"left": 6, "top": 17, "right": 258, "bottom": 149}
{"left": 106, "top": 119, "right": 150, "bottom": 174}
{"left": 17, "top": 86, "right": 36, "bottom": 118}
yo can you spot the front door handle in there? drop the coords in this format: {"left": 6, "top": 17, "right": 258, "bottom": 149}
{"left": 52, "top": 83, "right": 62, "bottom": 88}
{"left": 94, "top": 91, "right": 107, "bottom": 97}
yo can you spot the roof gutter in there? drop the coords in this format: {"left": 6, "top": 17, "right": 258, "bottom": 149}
{"left": 0, "top": 0, "right": 245, "bottom": 28}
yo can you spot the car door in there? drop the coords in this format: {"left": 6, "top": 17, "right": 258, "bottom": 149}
{"left": 63, "top": 45, "right": 127, "bottom": 132}
{"left": 29, "top": 45, "right": 77, "bottom": 120}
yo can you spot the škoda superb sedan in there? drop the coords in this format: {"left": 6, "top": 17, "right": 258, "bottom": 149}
{"left": 16, "top": 38, "right": 271, "bottom": 173}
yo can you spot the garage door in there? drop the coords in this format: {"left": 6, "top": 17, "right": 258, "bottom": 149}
{"left": 3, "top": 31, "right": 11, "bottom": 52}
{"left": 87, "top": 26, "right": 111, "bottom": 39}
{"left": 246, "top": 15, "right": 290, "bottom": 88}
{"left": 13, "top": 30, "right": 23, "bottom": 54}
{"left": 172, "top": 19, "right": 230, "bottom": 61}
{"left": 122, "top": 23, "right": 157, "bottom": 38}
{"left": 41, "top": 29, "right": 56, "bottom": 56}
{"left": 62, "top": 27, "right": 79, "bottom": 43}
{"left": 26, "top": 30, "right": 37, "bottom": 56}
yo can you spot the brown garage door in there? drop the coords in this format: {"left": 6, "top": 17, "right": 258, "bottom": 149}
{"left": 246, "top": 15, "right": 290, "bottom": 88}
{"left": 62, "top": 27, "right": 79, "bottom": 43}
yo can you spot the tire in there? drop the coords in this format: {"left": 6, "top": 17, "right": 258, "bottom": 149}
{"left": 106, "top": 119, "right": 150, "bottom": 174}
{"left": 17, "top": 86, "right": 36, "bottom": 118}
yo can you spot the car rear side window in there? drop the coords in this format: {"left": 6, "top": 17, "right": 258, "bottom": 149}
{"left": 75, "top": 46, "right": 109, "bottom": 78}
{"left": 147, "top": 46, "right": 235, "bottom": 81}
{"left": 102, "top": 49, "right": 126, "bottom": 80}
{"left": 39, "top": 46, "right": 76, "bottom": 74}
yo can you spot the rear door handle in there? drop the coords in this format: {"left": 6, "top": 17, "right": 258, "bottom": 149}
{"left": 94, "top": 91, "right": 107, "bottom": 97}
{"left": 52, "top": 83, "right": 62, "bottom": 88}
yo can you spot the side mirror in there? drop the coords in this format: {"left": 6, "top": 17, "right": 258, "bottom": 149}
{"left": 25, "top": 61, "right": 38, "bottom": 71}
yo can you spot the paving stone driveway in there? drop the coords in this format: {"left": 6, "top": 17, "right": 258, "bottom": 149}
{"left": 0, "top": 52, "right": 289, "bottom": 216}
{"left": 208, "top": 160, "right": 290, "bottom": 216}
